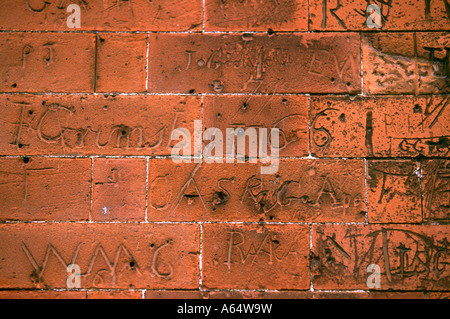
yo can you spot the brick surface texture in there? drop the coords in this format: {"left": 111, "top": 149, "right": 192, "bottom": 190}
{"left": 0, "top": 0, "right": 448, "bottom": 300}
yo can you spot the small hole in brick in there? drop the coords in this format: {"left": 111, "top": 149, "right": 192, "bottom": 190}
{"left": 217, "top": 113, "right": 221, "bottom": 118}
{"left": 268, "top": 28, "right": 274, "bottom": 35}
{"left": 12, "top": 83, "right": 17, "bottom": 88}
{"left": 413, "top": 104, "right": 422, "bottom": 114}
{"left": 189, "top": 89, "right": 195, "bottom": 94}
{"left": 129, "top": 261, "right": 135, "bottom": 267}
{"left": 150, "top": 243, "right": 155, "bottom": 248}
{"left": 18, "top": 143, "right": 24, "bottom": 149}
{"left": 28, "top": 110, "right": 34, "bottom": 115}
{"left": 346, "top": 82, "right": 351, "bottom": 86}
{"left": 22, "top": 157, "right": 30, "bottom": 163}
{"left": 103, "top": 105, "right": 108, "bottom": 110}
{"left": 242, "top": 102, "right": 248, "bottom": 109}
{"left": 330, "top": 77, "right": 335, "bottom": 82}
{"left": 99, "top": 37, "right": 105, "bottom": 43}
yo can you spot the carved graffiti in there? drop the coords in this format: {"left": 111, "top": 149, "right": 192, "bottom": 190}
{"left": 21, "top": 240, "right": 175, "bottom": 287}
{"left": 314, "top": 227, "right": 450, "bottom": 288}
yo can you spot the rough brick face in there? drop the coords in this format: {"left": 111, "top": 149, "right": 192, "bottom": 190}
{"left": 0, "top": 0, "right": 448, "bottom": 301}
{"left": 202, "top": 224, "right": 310, "bottom": 289}
{"left": 0, "top": 0, "right": 203, "bottom": 31}
{"left": 0, "top": 33, "right": 96, "bottom": 92}
{"left": 312, "top": 224, "right": 450, "bottom": 290}
{"left": 148, "top": 33, "right": 361, "bottom": 93}
{"left": 0, "top": 94, "right": 201, "bottom": 156}
{"left": 205, "top": 0, "right": 308, "bottom": 31}
{"left": 147, "top": 159, "right": 366, "bottom": 222}
{"left": 0, "top": 157, "right": 91, "bottom": 221}
{"left": 0, "top": 223, "right": 199, "bottom": 289}
{"left": 92, "top": 158, "right": 147, "bottom": 221}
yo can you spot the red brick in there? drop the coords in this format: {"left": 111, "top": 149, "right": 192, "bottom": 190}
{"left": 145, "top": 290, "right": 206, "bottom": 299}
{"left": 206, "top": 291, "right": 368, "bottom": 299}
{"left": 88, "top": 290, "right": 142, "bottom": 299}
{"left": 363, "top": 32, "right": 450, "bottom": 94}
{"left": 312, "top": 224, "right": 450, "bottom": 290}
{"left": 0, "top": 157, "right": 90, "bottom": 221}
{"left": 203, "top": 95, "right": 309, "bottom": 157}
{"left": 147, "top": 33, "right": 361, "bottom": 94}
{"left": 0, "top": 33, "right": 95, "bottom": 92}
{"left": 421, "top": 159, "right": 450, "bottom": 222}
{"left": 427, "top": 292, "right": 450, "bottom": 299}
{"left": 92, "top": 158, "right": 146, "bottom": 222}
{"left": 367, "top": 160, "right": 421, "bottom": 223}
{"left": 205, "top": 0, "right": 308, "bottom": 31}
{"left": 0, "top": 94, "right": 201, "bottom": 156}
{"left": 416, "top": 32, "right": 450, "bottom": 94}
{"left": 95, "top": 34, "right": 147, "bottom": 93}
{"left": 202, "top": 224, "right": 310, "bottom": 289}
{"left": 0, "top": 290, "right": 86, "bottom": 299}
{"left": 147, "top": 159, "right": 366, "bottom": 222}
{"left": 309, "top": 0, "right": 450, "bottom": 30}
{"left": 310, "top": 96, "right": 450, "bottom": 157}
{"left": 369, "top": 292, "right": 425, "bottom": 299}
{"left": 0, "top": 0, "right": 202, "bottom": 31}
{"left": 0, "top": 223, "right": 199, "bottom": 289}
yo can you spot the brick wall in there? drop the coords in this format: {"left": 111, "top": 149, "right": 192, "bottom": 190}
{"left": 0, "top": 0, "right": 448, "bottom": 300}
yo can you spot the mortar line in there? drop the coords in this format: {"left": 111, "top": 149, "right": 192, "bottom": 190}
{"left": 89, "top": 157, "right": 94, "bottom": 222}
{"left": 145, "top": 157, "right": 149, "bottom": 223}
{"left": 364, "top": 158, "right": 369, "bottom": 224}
{"left": 93, "top": 33, "right": 99, "bottom": 93}
{"left": 309, "top": 223, "right": 314, "bottom": 292}
{"left": 307, "top": 94, "right": 312, "bottom": 157}
{"left": 199, "top": 223, "right": 203, "bottom": 290}
{"left": 202, "top": 0, "right": 206, "bottom": 32}
{"left": 145, "top": 33, "right": 149, "bottom": 92}
{"left": 360, "top": 32, "right": 364, "bottom": 95}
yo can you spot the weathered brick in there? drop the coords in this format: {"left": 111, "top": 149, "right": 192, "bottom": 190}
{"left": 202, "top": 224, "right": 310, "bottom": 289}
{"left": 0, "top": 0, "right": 202, "bottom": 31}
{"left": 92, "top": 158, "right": 147, "bottom": 221}
{"left": 310, "top": 96, "right": 450, "bottom": 157}
{"left": 0, "top": 94, "right": 201, "bottom": 156}
{"left": 147, "top": 159, "right": 366, "bottom": 222}
{"left": 205, "top": 0, "right": 308, "bottom": 31}
{"left": 147, "top": 33, "right": 361, "bottom": 94}
{"left": 0, "top": 157, "right": 91, "bottom": 221}
{"left": 88, "top": 290, "right": 142, "bottom": 299}
{"left": 0, "top": 223, "right": 199, "bottom": 289}
{"left": 0, "top": 290, "right": 86, "bottom": 299}
{"left": 363, "top": 32, "right": 450, "bottom": 94}
{"left": 369, "top": 292, "right": 425, "bottom": 299}
{"left": 421, "top": 159, "right": 450, "bottom": 222}
{"left": 309, "top": 0, "right": 450, "bottom": 30}
{"left": 203, "top": 95, "right": 309, "bottom": 157}
{"left": 206, "top": 291, "right": 368, "bottom": 299}
{"left": 96, "top": 34, "right": 147, "bottom": 93}
{"left": 367, "top": 160, "right": 421, "bottom": 223}
{"left": 145, "top": 290, "right": 206, "bottom": 299}
{"left": 426, "top": 292, "right": 450, "bottom": 299}
{"left": 312, "top": 224, "right": 450, "bottom": 290}
{"left": 0, "top": 33, "right": 95, "bottom": 92}
{"left": 416, "top": 32, "right": 450, "bottom": 94}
